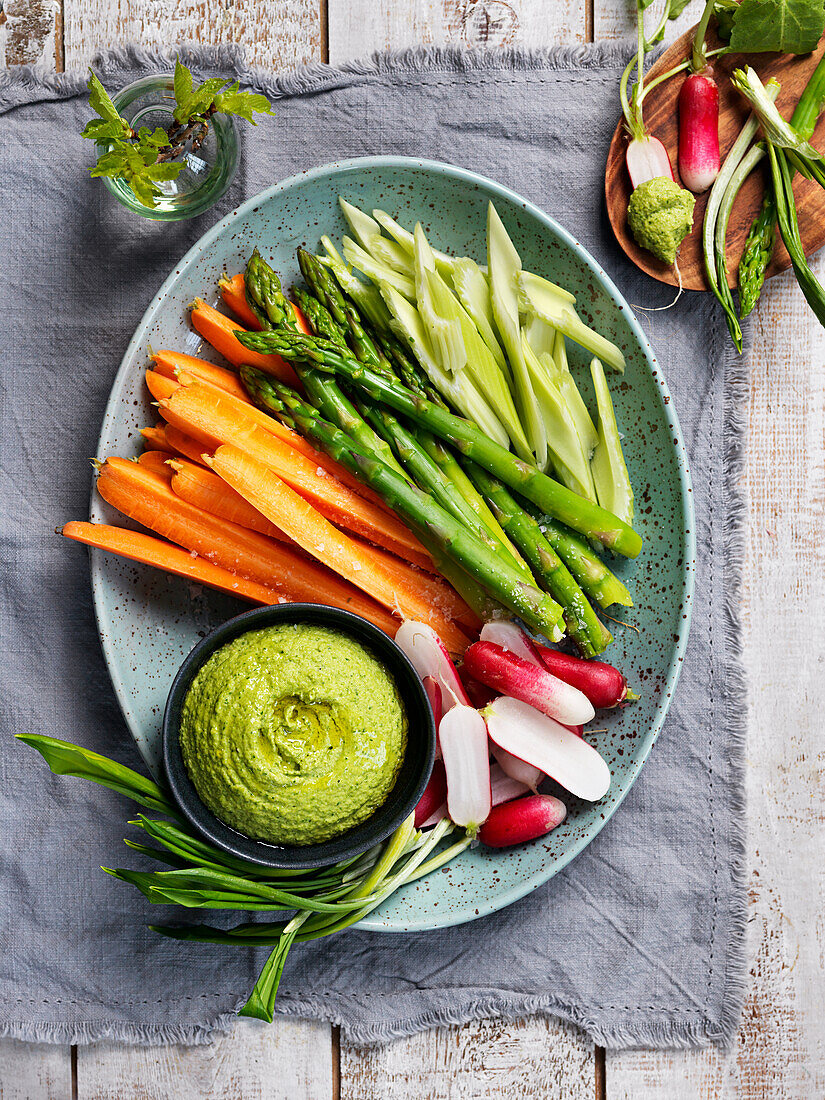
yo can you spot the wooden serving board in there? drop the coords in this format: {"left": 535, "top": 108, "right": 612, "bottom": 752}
{"left": 605, "top": 26, "right": 825, "bottom": 290}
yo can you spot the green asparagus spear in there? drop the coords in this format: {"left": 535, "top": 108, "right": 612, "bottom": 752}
{"left": 292, "top": 286, "right": 348, "bottom": 345}
{"left": 235, "top": 328, "right": 642, "bottom": 559}
{"left": 244, "top": 248, "right": 296, "bottom": 330}
{"left": 242, "top": 370, "right": 565, "bottom": 637}
{"left": 738, "top": 195, "right": 776, "bottom": 318}
{"left": 465, "top": 463, "right": 611, "bottom": 656}
{"left": 525, "top": 507, "right": 633, "bottom": 610}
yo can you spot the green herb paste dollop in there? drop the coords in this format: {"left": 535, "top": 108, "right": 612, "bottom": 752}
{"left": 627, "top": 176, "right": 695, "bottom": 266}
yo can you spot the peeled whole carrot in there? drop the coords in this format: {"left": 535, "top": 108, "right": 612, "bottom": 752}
{"left": 140, "top": 425, "right": 175, "bottom": 454}
{"left": 60, "top": 522, "right": 293, "bottom": 609}
{"left": 173, "top": 367, "right": 394, "bottom": 515}
{"left": 145, "top": 369, "right": 179, "bottom": 402}
{"left": 207, "top": 445, "right": 469, "bottom": 654}
{"left": 95, "top": 457, "right": 398, "bottom": 632}
{"left": 162, "top": 424, "right": 213, "bottom": 468}
{"left": 218, "top": 273, "right": 261, "bottom": 330}
{"left": 168, "top": 457, "right": 298, "bottom": 547}
{"left": 190, "top": 299, "right": 299, "bottom": 386}
{"left": 151, "top": 350, "right": 249, "bottom": 402}
{"left": 158, "top": 384, "right": 431, "bottom": 568}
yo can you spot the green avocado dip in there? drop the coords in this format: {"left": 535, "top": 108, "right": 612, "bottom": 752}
{"left": 179, "top": 624, "right": 407, "bottom": 846}
{"left": 627, "top": 176, "right": 695, "bottom": 266}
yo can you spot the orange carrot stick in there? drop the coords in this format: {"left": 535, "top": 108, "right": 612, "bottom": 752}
{"left": 218, "top": 273, "right": 261, "bottom": 330}
{"left": 145, "top": 369, "right": 179, "bottom": 402}
{"left": 207, "top": 445, "right": 469, "bottom": 654}
{"left": 168, "top": 457, "right": 297, "bottom": 547}
{"left": 162, "top": 424, "right": 213, "bottom": 467}
{"left": 95, "top": 458, "right": 398, "bottom": 633}
{"left": 140, "top": 425, "right": 175, "bottom": 454}
{"left": 172, "top": 368, "right": 393, "bottom": 514}
{"left": 151, "top": 350, "right": 250, "bottom": 402}
{"left": 190, "top": 299, "right": 299, "bottom": 386}
{"left": 60, "top": 522, "right": 298, "bottom": 609}
{"left": 158, "top": 384, "right": 431, "bottom": 568}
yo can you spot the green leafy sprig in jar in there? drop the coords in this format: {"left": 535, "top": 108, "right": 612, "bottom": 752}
{"left": 82, "top": 60, "right": 273, "bottom": 220}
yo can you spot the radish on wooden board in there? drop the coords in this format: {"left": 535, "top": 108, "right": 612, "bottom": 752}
{"left": 626, "top": 137, "right": 675, "bottom": 190}
{"left": 678, "top": 0, "right": 720, "bottom": 193}
{"left": 438, "top": 705, "right": 491, "bottom": 833}
{"left": 395, "top": 621, "right": 469, "bottom": 711}
{"left": 463, "top": 641, "right": 595, "bottom": 726}
{"left": 535, "top": 644, "right": 629, "bottom": 710}
{"left": 414, "top": 760, "right": 447, "bottom": 828}
{"left": 490, "top": 763, "right": 531, "bottom": 807}
{"left": 479, "top": 793, "right": 568, "bottom": 848}
{"left": 485, "top": 696, "right": 610, "bottom": 801}
{"left": 490, "top": 742, "right": 543, "bottom": 792}
{"left": 479, "top": 621, "right": 543, "bottom": 666}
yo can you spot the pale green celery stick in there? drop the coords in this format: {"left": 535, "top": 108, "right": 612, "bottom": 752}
{"left": 589, "top": 358, "right": 634, "bottom": 526}
{"left": 414, "top": 224, "right": 467, "bottom": 377}
{"left": 522, "top": 312, "right": 556, "bottom": 356}
{"left": 487, "top": 202, "right": 548, "bottom": 468}
{"left": 379, "top": 281, "right": 510, "bottom": 448}
{"left": 522, "top": 333, "right": 597, "bottom": 499}
{"left": 520, "top": 271, "right": 577, "bottom": 305}
{"left": 450, "top": 257, "right": 508, "bottom": 370}
{"left": 551, "top": 329, "right": 599, "bottom": 455}
{"left": 342, "top": 236, "right": 416, "bottom": 299}
{"left": 318, "top": 237, "right": 393, "bottom": 332}
{"left": 423, "top": 263, "right": 533, "bottom": 462}
{"left": 372, "top": 208, "right": 460, "bottom": 277}
{"left": 518, "top": 270, "right": 626, "bottom": 373}
{"left": 339, "top": 198, "right": 415, "bottom": 277}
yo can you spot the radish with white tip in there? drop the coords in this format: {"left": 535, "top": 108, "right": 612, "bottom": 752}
{"left": 464, "top": 641, "right": 595, "bottom": 726}
{"left": 535, "top": 644, "right": 630, "bottom": 710}
{"left": 414, "top": 760, "right": 447, "bottom": 828}
{"left": 479, "top": 621, "right": 543, "bottom": 666}
{"left": 485, "top": 696, "right": 610, "bottom": 801}
{"left": 438, "top": 704, "right": 491, "bottom": 833}
{"left": 490, "top": 742, "right": 543, "bottom": 792}
{"left": 395, "top": 621, "right": 469, "bottom": 712}
{"left": 479, "top": 793, "right": 568, "bottom": 848}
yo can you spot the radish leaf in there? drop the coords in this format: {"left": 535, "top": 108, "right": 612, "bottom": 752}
{"left": 729, "top": 0, "right": 825, "bottom": 55}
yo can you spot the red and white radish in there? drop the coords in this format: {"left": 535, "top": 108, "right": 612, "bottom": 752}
{"left": 479, "top": 621, "right": 543, "bottom": 666}
{"left": 438, "top": 705, "right": 491, "bottom": 832}
{"left": 422, "top": 675, "right": 444, "bottom": 727}
{"left": 464, "top": 641, "right": 595, "bottom": 726}
{"left": 414, "top": 760, "right": 447, "bottom": 828}
{"left": 626, "top": 135, "right": 675, "bottom": 190}
{"left": 485, "top": 696, "right": 610, "bottom": 802}
{"left": 490, "top": 763, "right": 531, "bottom": 807}
{"left": 678, "top": 70, "right": 720, "bottom": 192}
{"left": 460, "top": 676, "right": 496, "bottom": 711}
{"left": 490, "top": 742, "right": 543, "bottom": 792}
{"left": 395, "top": 621, "right": 469, "bottom": 712}
{"left": 535, "top": 645, "right": 629, "bottom": 710}
{"left": 420, "top": 802, "right": 448, "bottom": 828}
{"left": 479, "top": 793, "right": 567, "bottom": 848}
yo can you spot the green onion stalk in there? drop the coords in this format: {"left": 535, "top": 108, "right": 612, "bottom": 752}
{"left": 19, "top": 734, "right": 472, "bottom": 1023}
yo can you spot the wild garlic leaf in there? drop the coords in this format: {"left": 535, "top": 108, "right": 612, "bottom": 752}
{"left": 729, "top": 0, "right": 825, "bottom": 55}
{"left": 213, "top": 85, "right": 274, "bottom": 123}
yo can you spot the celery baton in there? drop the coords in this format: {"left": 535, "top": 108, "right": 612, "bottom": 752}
{"left": 236, "top": 329, "right": 643, "bottom": 558}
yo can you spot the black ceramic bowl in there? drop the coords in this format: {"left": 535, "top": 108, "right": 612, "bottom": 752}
{"left": 163, "top": 603, "right": 436, "bottom": 870}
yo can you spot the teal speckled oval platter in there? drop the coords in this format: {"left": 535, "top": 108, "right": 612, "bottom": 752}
{"left": 91, "top": 157, "right": 695, "bottom": 933}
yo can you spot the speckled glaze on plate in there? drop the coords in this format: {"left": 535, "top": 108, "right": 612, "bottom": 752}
{"left": 91, "top": 157, "right": 695, "bottom": 933}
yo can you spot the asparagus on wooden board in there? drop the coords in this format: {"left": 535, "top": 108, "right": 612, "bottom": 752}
{"left": 465, "top": 463, "right": 611, "bottom": 657}
{"left": 240, "top": 368, "right": 565, "bottom": 637}
{"left": 235, "top": 328, "right": 642, "bottom": 558}
{"left": 244, "top": 248, "right": 296, "bottom": 330}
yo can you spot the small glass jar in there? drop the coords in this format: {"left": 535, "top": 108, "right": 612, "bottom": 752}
{"left": 97, "top": 73, "right": 239, "bottom": 221}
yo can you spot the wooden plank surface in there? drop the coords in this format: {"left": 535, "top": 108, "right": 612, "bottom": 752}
{"left": 0, "top": 0, "right": 61, "bottom": 67}
{"left": 76, "top": 1018, "right": 333, "bottom": 1100}
{"left": 0, "top": 1042, "right": 73, "bottom": 1100}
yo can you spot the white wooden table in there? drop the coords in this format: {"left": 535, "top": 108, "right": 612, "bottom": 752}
{"left": 3, "top": 1, "right": 823, "bottom": 1096}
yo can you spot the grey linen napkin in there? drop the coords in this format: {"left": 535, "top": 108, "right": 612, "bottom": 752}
{"left": 0, "top": 43, "right": 746, "bottom": 1047}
